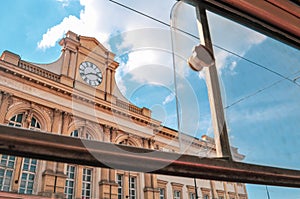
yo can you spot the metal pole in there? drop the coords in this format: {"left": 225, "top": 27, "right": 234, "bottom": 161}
{"left": 2, "top": 125, "right": 300, "bottom": 188}
{"left": 194, "top": 178, "right": 199, "bottom": 199}
{"left": 195, "top": 3, "right": 232, "bottom": 159}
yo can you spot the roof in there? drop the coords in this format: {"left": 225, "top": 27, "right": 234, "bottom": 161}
{"left": 182, "top": 0, "right": 300, "bottom": 49}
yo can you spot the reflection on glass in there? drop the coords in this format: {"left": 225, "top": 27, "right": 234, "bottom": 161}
{"left": 207, "top": 10, "right": 300, "bottom": 198}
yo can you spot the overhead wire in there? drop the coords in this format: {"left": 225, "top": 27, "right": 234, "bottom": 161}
{"left": 225, "top": 69, "right": 300, "bottom": 109}
{"left": 108, "top": 0, "right": 300, "bottom": 108}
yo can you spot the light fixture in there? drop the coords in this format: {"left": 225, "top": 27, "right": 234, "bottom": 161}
{"left": 187, "top": 44, "right": 215, "bottom": 71}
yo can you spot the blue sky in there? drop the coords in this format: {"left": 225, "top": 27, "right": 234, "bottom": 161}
{"left": 0, "top": 0, "right": 300, "bottom": 198}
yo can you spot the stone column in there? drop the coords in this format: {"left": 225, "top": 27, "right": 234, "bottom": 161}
{"left": 223, "top": 182, "right": 229, "bottom": 199}
{"left": 56, "top": 112, "right": 70, "bottom": 173}
{"left": 46, "top": 110, "right": 62, "bottom": 172}
{"left": 109, "top": 169, "right": 118, "bottom": 199}
{"left": 105, "top": 68, "right": 112, "bottom": 95}
{"left": 75, "top": 165, "right": 83, "bottom": 199}
{"left": 233, "top": 183, "right": 240, "bottom": 199}
{"left": 11, "top": 157, "right": 23, "bottom": 192}
{"left": 68, "top": 51, "right": 77, "bottom": 79}
{"left": 124, "top": 172, "right": 129, "bottom": 198}
{"left": 110, "top": 70, "right": 116, "bottom": 94}
{"left": 144, "top": 138, "right": 158, "bottom": 199}
{"left": 40, "top": 110, "right": 65, "bottom": 198}
{"left": 99, "top": 125, "right": 118, "bottom": 199}
{"left": 99, "top": 168, "right": 110, "bottom": 199}
{"left": 103, "top": 125, "right": 111, "bottom": 142}
{"left": 99, "top": 125, "right": 109, "bottom": 198}
{"left": 210, "top": 181, "right": 218, "bottom": 199}
{"left": 61, "top": 49, "right": 70, "bottom": 76}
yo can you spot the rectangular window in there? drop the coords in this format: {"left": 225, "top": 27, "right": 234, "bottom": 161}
{"left": 117, "top": 174, "right": 123, "bottom": 199}
{"left": 82, "top": 168, "right": 92, "bottom": 199}
{"left": 159, "top": 188, "right": 165, "bottom": 199}
{"left": 203, "top": 195, "right": 209, "bottom": 199}
{"left": 0, "top": 167, "right": 14, "bottom": 192}
{"left": 129, "top": 176, "right": 137, "bottom": 199}
{"left": 174, "top": 190, "right": 181, "bottom": 199}
{"left": 19, "top": 158, "right": 37, "bottom": 194}
{"left": 65, "top": 165, "right": 76, "bottom": 199}
{"left": 189, "top": 192, "right": 196, "bottom": 199}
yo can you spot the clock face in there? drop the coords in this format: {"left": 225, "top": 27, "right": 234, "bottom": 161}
{"left": 79, "top": 61, "right": 103, "bottom": 86}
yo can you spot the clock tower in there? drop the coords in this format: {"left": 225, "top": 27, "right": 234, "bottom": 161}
{"left": 59, "top": 31, "right": 119, "bottom": 102}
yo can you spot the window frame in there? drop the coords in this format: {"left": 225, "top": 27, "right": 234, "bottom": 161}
{"left": 65, "top": 165, "right": 76, "bottom": 199}
{"left": 129, "top": 175, "right": 137, "bottom": 199}
{"left": 171, "top": 182, "right": 183, "bottom": 199}
{"left": 0, "top": 155, "right": 15, "bottom": 192}
{"left": 117, "top": 174, "right": 124, "bottom": 199}
{"left": 81, "top": 167, "right": 93, "bottom": 199}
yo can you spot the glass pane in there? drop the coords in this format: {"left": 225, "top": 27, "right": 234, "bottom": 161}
{"left": 31, "top": 117, "right": 36, "bottom": 127}
{"left": 27, "top": 182, "right": 33, "bottom": 189}
{"left": 23, "top": 163, "right": 29, "bottom": 171}
{"left": 16, "top": 114, "right": 23, "bottom": 123}
{"left": 205, "top": 9, "right": 300, "bottom": 198}
{"left": 0, "top": 160, "right": 6, "bottom": 167}
{"left": 7, "top": 161, "right": 14, "bottom": 168}
{"left": 68, "top": 188, "right": 73, "bottom": 194}
{"left": 6, "top": 170, "right": 12, "bottom": 177}
{"left": 207, "top": 10, "right": 300, "bottom": 168}
{"left": 29, "top": 174, "right": 34, "bottom": 180}
{"left": 3, "top": 178, "right": 10, "bottom": 185}
{"left": 20, "top": 180, "right": 26, "bottom": 188}
{"left": 10, "top": 116, "right": 16, "bottom": 122}
{"left": 31, "top": 159, "right": 37, "bottom": 165}
{"left": 30, "top": 165, "right": 36, "bottom": 172}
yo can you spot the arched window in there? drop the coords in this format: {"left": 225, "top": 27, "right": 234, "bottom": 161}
{"left": 70, "top": 128, "right": 93, "bottom": 140}
{"left": 70, "top": 129, "right": 79, "bottom": 137}
{"left": 8, "top": 113, "right": 23, "bottom": 127}
{"left": 65, "top": 129, "right": 94, "bottom": 199}
{"left": 0, "top": 113, "right": 40, "bottom": 194}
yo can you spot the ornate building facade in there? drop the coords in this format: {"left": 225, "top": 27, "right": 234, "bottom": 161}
{"left": 0, "top": 31, "right": 248, "bottom": 199}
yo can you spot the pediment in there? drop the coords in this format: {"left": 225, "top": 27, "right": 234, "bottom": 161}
{"left": 79, "top": 35, "right": 112, "bottom": 58}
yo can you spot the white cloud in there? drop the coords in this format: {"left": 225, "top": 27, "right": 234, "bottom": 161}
{"left": 229, "top": 61, "right": 237, "bottom": 71}
{"left": 39, "top": 0, "right": 267, "bottom": 80}
{"left": 56, "top": 0, "right": 70, "bottom": 7}
{"left": 37, "top": 15, "right": 83, "bottom": 49}
{"left": 120, "top": 50, "right": 174, "bottom": 85}
{"left": 227, "top": 102, "right": 298, "bottom": 125}
{"left": 163, "top": 93, "right": 175, "bottom": 105}
{"left": 38, "top": 0, "right": 176, "bottom": 50}
{"left": 196, "top": 11, "right": 267, "bottom": 79}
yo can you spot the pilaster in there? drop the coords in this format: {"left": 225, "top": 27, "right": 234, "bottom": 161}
{"left": 144, "top": 139, "right": 158, "bottom": 199}
{"left": 11, "top": 157, "right": 22, "bottom": 192}
{"left": 123, "top": 172, "right": 129, "bottom": 198}
{"left": 105, "top": 68, "right": 112, "bottom": 95}
{"left": 39, "top": 171, "right": 66, "bottom": 199}
{"left": 75, "top": 165, "right": 83, "bottom": 199}
{"left": 223, "top": 182, "right": 230, "bottom": 199}
{"left": 210, "top": 180, "right": 218, "bottom": 199}
{"left": 0, "top": 92, "right": 12, "bottom": 123}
